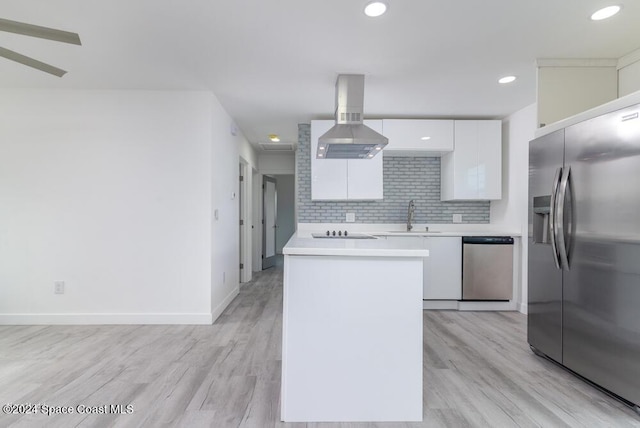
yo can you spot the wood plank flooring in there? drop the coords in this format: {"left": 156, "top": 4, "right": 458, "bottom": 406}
{"left": 1, "top": 266, "right": 639, "bottom": 427}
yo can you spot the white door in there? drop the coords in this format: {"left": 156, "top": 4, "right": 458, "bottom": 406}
{"left": 262, "top": 176, "right": 277, "bottom": 269}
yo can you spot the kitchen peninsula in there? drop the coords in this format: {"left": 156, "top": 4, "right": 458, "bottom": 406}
{"left": 280, "top": 234, "right": 429, "bottom": 422}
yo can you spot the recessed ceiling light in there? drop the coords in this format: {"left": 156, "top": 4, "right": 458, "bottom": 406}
{"left": 269, "top": 134, "right": 280, "bottom": 142}
{"left": 318, "top": 153, "right": 324, "bottom": 157}
{"left": 498, "top": 75, "right": 517, "bottom": 84}
{"left": 591, "top": 5, "right": 621, "bottom": 21}
{"left": 364, "top": 1, "right": 387, "bottom": 17}
{"left": 375, "top": 146, "right": 382, "bottom": 150}
{"left": 420, "top": 136, "right": 431, "bottom": 141}
{"left": 319, "top": 146, "right": 325, "bottom": 150}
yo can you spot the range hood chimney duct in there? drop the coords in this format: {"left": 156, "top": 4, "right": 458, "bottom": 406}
{"left": 317, "top": 74, "right": 388, "bottom": 159}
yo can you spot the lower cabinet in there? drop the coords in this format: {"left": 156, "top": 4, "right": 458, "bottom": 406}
{"left": 423, "top": 237, "right": 462, "bottom": 300}
{"left": 377, "top": 236, "right": 462, "bottom": 300}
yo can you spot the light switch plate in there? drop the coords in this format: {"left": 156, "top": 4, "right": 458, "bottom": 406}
{"left": 453, "top": 214, "right": 463, "bottom": 223}
{"left": 346, "top": 212, "right": 355, "bottom": 223}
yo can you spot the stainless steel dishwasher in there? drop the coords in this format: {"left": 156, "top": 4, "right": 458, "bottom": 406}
{"left": 462, "top": 236, "right": 514, "bottom": 301}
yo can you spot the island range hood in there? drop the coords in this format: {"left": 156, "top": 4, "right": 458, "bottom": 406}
{"left": 317, "top": 74, "right": 388, "bottom": 159}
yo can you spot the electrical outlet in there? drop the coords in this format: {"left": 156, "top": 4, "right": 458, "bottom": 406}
{"left": 346, "top": 212, "right": 355, "bottom": 223}
{"left": 54, "top": 281, "right": 65, "bottom": 294}
{"left": 453, "top": 214, "right": 463, "bottom": 223}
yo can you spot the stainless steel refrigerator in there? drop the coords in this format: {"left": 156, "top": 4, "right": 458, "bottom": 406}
{"left": 528, "top": 103, "right": 640, "bottom": 413}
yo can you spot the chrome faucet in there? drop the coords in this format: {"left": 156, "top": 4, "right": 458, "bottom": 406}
{"left": 407, "top": 200, "right": 416, "bottom": 232}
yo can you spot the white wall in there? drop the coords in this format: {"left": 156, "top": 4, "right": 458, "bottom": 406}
{"left": 0, "top": 89, "right": 254, "bottom": 324}
{"left": 618, "top": 48, "right": 640, "bottom": 97}
{"left": 209, "top": 97, "right": 256, "bottom": 320}
{"left": 273, "top": 175, "right": 296, "bottom": 254}
{"left": 491, "top": 103, "right": 537, "bottom": 314}
{"left": 0, "top": 90, "right": 213, "bottom": 324}
{"left": 537, "top": 64, "right": 618, "bottom": 127}
{"left": 258, "top": 153, "right": 295, "bottom": 174}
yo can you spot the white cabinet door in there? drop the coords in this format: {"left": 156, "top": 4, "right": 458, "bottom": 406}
{"left": 382, "top": 119, "right": 454, "bottom": 156}
{"left": 375, "top": 235, "right": 462, "bottom": 300}
{"left": 440, "top": 120, "right": 502, "bottom": 201}
{"left": 477, "top": 120, "right": 502, "bottom": 200}
{"left": 347, "top": 120, "right": 383, "bottom": 200}
{"left": 449, "top": 121, "right": 479, "bottom": 200}
{"left": 423, "top": 237, "right": 462, "bottom": 300}
{"left": 311, "top": 120, "right": 348, "bottom": 200}
{"left": 311, "top": 119, "right": 383, "bottom": 201}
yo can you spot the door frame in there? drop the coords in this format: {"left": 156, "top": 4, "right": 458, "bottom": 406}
{"left": 239, "top": 161, "right": 245, "bottom": 282}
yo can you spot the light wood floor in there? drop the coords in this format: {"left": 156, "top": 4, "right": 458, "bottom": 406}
{"left": 1, "top": 267, "right": 639, "bottom": 428}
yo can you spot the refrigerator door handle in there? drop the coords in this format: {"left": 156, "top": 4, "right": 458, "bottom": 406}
{"left": 549, "top": 167, "right": 562, "bottom": 269}
{"left": 557, "top": 166, "right": 572, "bottom": 270}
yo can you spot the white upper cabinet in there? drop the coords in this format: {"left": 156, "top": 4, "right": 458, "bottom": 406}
{"left": 382, "top": 119, "right": 454, "bottom": 156}
{"left": 311, "top": 120, "right": 347, "bottom": 200}
{"left": 311, "top": 120, "right": 383, "bottom": 201}
{"left": 441, "top": 120, "right": 502, "bottom": 201}
{"left": 347, "top": 120, "right": 384, "bottom": 200}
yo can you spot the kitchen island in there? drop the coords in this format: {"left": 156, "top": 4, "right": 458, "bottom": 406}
{"left": 281, "top": 234, "right": 429, "bottom": 422}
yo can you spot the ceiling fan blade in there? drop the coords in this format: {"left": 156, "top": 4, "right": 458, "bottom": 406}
{"left": 0, "top": 46, "right": 67, "bottom": 77}
{"left": 0, "top": 18, "right": 81, "bottom": 45}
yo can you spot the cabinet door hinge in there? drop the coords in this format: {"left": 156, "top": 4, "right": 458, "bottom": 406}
{"left": 240, "top": 263, "right": 244, "bottom": 269}
{"left": 240, "top": 219, "right": 244, "bottom": 226}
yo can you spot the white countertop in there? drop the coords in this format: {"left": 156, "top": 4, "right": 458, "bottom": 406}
{"left": 297, "top": 223, "right": 521, "bottom": 237}
{"left": 370, "top": 231, "right": 517, "bottom": 237}
{"left": 283, "top": 233, "right": 430, "bottom": 257}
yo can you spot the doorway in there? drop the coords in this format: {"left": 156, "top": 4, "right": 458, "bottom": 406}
{"left": 262, "top": 176, "right": 277, "bottom": 269}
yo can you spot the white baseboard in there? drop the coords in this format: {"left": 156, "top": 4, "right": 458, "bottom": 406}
{"left": 518, "top": 303, "right": 528, "bottom": 314}
{"left": 423, "top": 301, "right": 458, "bottom": 310}
{"left": 458, "top": 301, "right": 517, "bottom": 311}
{"left": 211, "top": 286, "right": 239, "bottom": 323}
{"left": 0, "top": 312, "right": 213, "bottom": 325}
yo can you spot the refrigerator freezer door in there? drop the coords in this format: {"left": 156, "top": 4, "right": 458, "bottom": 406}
{"left": 528, "top": 129, "right": 565, "bottom": 363}
{"left": 563, "top": 104, "right": 640, "bottom": 406}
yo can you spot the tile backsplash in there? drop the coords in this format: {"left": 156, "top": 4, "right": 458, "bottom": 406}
{"left": 297, "top": 124, "right": 490, "bottom": 224}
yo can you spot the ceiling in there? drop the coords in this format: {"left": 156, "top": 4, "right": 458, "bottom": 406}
{"left": 2, "top": 1, "right": 640, "bottom": 150}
